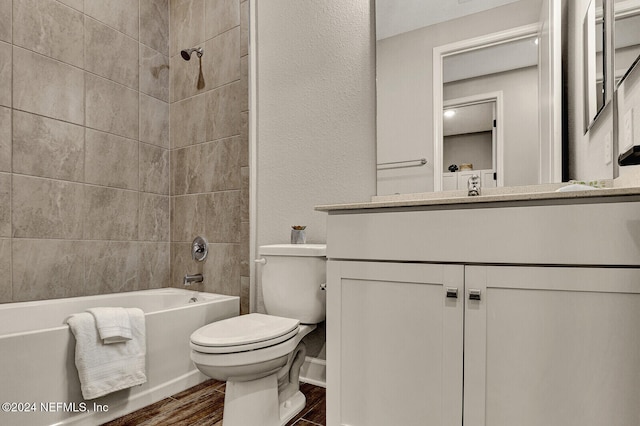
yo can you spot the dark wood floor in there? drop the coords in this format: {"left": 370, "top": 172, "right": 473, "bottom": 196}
{"left": 102, "top": 379, "right": 326, "bottom": 426}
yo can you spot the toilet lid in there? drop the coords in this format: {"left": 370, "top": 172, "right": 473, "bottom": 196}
{"left": 190, "top": 313, "right": 300, "bottom": 353}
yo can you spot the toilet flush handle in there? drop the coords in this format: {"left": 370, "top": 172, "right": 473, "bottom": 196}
{"left": 254, "top": 258, "right": 267, "bottom": 264}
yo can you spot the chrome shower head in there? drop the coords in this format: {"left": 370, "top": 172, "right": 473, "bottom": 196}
{"left": 180, "top": 47, "right": 203, "bottom": 61}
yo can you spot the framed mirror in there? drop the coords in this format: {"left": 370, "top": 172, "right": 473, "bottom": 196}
{"left": 614, "top": 0, "right": 640, "bottom": 86}
{"left": 583, "top": 0, "right": 606, "bottom": 132}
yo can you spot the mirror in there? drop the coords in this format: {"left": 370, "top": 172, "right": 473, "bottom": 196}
{"left": 376, "top": 0, "right": 562, "bottom": 195}
{"left": 583, "top": 0, "right": 606, "bottom": 131}
{"left": 614, "top": 0, "right": 640, "bottom": 86}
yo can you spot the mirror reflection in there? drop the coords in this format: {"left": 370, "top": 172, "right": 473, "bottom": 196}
{"left": 584, "top": 0, "right": 605, "bottom": 130}
{"left": 614, "top": 0, "right": 640, "bottom": 85}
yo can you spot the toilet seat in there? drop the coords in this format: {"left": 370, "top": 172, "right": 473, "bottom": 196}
{"left": 191, "top": 313, "right": 300, "bottom": 354}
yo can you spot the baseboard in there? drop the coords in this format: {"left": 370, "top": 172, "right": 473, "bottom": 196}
{"left": 299, "top": 356, "right": 326, "bottom": 388}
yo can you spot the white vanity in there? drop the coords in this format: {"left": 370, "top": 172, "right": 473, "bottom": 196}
{"left": 318, "top": 187, "right": 640, "bottom": 426}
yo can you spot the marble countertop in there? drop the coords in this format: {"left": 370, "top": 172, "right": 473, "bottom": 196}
{"left": 315, "top": 181, "right": 640, "bottom": 212}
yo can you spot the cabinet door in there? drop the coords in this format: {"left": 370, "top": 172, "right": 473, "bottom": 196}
{"left": 464, "top": 266, "right": 640, "bottom": 426}
{"left": 327, "top": 261, "right": 464, "bottom": 426}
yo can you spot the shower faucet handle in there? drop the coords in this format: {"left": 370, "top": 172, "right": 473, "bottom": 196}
{"left": 191, "top": 236, "right": 208, "bottom": 262}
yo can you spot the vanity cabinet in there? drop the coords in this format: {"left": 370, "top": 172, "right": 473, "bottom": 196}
{"left": 323, "top": 198, "right": 640, "bottom": 426}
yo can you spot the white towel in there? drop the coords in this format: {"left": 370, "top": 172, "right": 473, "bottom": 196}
{"left": 87, "top": 307, "right": 132, "bottom": 344}
{"left": 66, "top": 308, "right": 147, "bottom": 400}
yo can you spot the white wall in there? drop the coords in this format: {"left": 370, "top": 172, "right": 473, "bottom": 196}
{"left": 253, "top": 1, "right": 376, "bottom": 317}
{"left": 376, "top": 0, "right": 543, "bottom": 194}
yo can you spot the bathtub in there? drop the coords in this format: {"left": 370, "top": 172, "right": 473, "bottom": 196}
{"left": 0, "top": 288, "right": 239, "bottom": 426}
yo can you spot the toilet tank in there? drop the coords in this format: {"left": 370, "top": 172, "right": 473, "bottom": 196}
{"left": 259, "top": 244, "right": 326, "bottom": 324}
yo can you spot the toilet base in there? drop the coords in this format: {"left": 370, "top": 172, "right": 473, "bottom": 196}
{"left": 222, "top": 374, "right": 307, "bottom": 426}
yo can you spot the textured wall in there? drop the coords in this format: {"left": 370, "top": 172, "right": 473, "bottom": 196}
{"left": 0, "top": 0, "right": 171, "bottom": 302}
{"left": 254, "top": 0, "right": 377, "bottom": 317}
{"left": 169, "top": 0, "right": 250, "bottom": 314}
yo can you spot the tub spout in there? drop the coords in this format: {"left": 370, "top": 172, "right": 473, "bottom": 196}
{"left": 184, "top": 274, "right": 203, "bottom": 286}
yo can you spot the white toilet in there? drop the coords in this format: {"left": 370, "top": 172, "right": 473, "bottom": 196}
{"left": 190, "top": 244, "right": 327, "bottom": 426}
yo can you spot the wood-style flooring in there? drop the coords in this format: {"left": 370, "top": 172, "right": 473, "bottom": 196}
{"left": 102, "top": 379, "right": 326, "bottom": 426}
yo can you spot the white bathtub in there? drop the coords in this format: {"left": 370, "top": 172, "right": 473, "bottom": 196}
{"left": 0, "top": 288, "right": 239, "bottom": 426}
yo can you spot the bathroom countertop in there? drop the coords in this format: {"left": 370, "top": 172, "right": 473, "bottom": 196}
{"left": 315, "top": 183, "right": 640, "bottom": 212}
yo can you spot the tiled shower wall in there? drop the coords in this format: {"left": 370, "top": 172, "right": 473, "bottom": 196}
{"left": 169, "top": 0, "right": 250, "bottom": 315}
{"left": 0, "top": 0, "right": 249, "bottom": 311}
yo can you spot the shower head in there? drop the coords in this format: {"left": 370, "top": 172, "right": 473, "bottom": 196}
{"left": 181, "top": 47, "right": 203, "bottom": 61}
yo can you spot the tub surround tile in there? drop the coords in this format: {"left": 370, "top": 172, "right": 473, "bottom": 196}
{"left": 240, "top": 275, "right": 249, "bottom": 314}
{"left": 12, "top": 239, "right": 84, "bottom": 301}
{"left": 205, "top": 0, "right": 239, "bottom": 40}
{"left": 170, "top": 242, "right": 203, "bottom": 289}
{"left": 84, "top": 241, "right": 139, "bottom": 295}
{"left": 12, "top": 175, "right": 84, "bottom": 239}
{"left": 57, "top": 0, "right": 83, "bottom": 12}
{"left": 170, "top": 94, "right": 207, "bottom": 149}
{"left": 171, "top": 195, "right": 206, "bottom": 242}
{"left": 170, "top": 0, "right": 205, "bottom": 59}
{"left": 0, "top": 173, "right": 9, "bottom": 237}
{"left": 0, "top": 0, "right": 10, "bottom": 43}
{"left": 240, "top": 54, "right": 249, "bottom": 113}
{"left": 139, "top": 242, "right": 170, "bottom": 289}
{"left": 0, "top": 239, "right": 10, "bottom": 302}
{"left": 13, "top": 0, "right": 84, "bottom": 68}
{"left": 203, "top": 190, "right": 241, "bottom": 243}
{"left": 85, "top": 73, "right": 139, "bottom": 140}
{"left": 241, "top": 166, "right": 249, "bottom": 221}
{"left": 240, "top": 220, "right": 249, "bottom": 276}
{"left": 206, "top": 82, "right": 241, "bottom": 142}
{"left": 140, "top": 44, "right": 170, "bottom": 102}
{"left": 140, "top": 143, "right": 170, "bottom": 195}
{"left": 140, "top": 94, "right": 170, "bottom": 149}
{"left": 202, "top": 243, "right": 240, "bottom": 296}
{"left": 169, "top": 52, "right": 205, "bottom": 102}
{"left": 240, "top": 111, "right": 248, "bottom": 165}
{"left": 202, "top": 27, "right": 240, "bottom": 91}
{"left": 0, "top": 42, "right": 11, "bottom": 107}
{"left": 0, "top": 106, "right": 9, "bottom": 172}
{"left": 240, "top": 0, "right": 248, "bottom": 57}
{"left": 13, "top": 47, "right": 84, "bottom": 125}
{"left": 172, "top": 137, "right": 241, "bottom": 195}
{"left": 12, "top": 110, "right": 84, "bottom": 181}
{"left": 139, "top": 193, "right": 170, "bottom": 241}
{"left": 85, "top": 17, "right": 139, "bottom": 90}
{"left": 84, "top": 186, "right": 139, "bottom": 241}
{"left": 85, "top": 129, "right": 139, "bottom": 190}
{"left": 84, "top": 0, "right": 139, "bottom": 40}
{"left": 141, "top": 0, "right": 169, "bottom": 57}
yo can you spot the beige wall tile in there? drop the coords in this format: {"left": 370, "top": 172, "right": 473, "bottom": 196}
{"left": 206, "top": 82, "right": 241, "bottom": 141}
{"left": 170, "top": 242, "right": 203, "bottom": 289}
{"left": 170, "top": 52, "right": 204, "bottom": 102}
{"left": 13, "top": 47, "right": 84, "bottom": 124}
{"left": 0, "top": 239, "right": 10, "bottom": 302}
{"left": 85, "top": 0, "right": 139, "bottom": 40}
{"left": 170, "top": 94, "right": 207, "bottom": 148}
{"left": 139, "top": 242, "right": 170, "bottom": 288}
{"left": 240, "top": 0, "right": 248, "bottom": 57}
{"left": 0, "top": 106, "right": 9, "bottom": 172}
{"left": 204, "top": 190, "right": 240, "bottom": 243}
{"left": 84, "top": 241, "right": 139, "bottom": 295}
{"left": 205, "top": 0, "right": 239, "bottom": 39}
{"left": 241, "top": 166, "right": 249, "bottom": 222}
{"left": 140, "top": 143, "right": 170, "bottom": 195}
{"left": 12, "top": 175, "right": 83, "bottom": 239}
{"left": 240, "top": 275, "right": 249, "bottom": 315}
{"left": 85, "top": 129, "right": 139, "bottom": 190}
{"left": 240, "top": 54, "right": 249, "bottom": 112}
{"left": 141, "top": 0, "right": 169, "bottom": 56}
{"left": 13, "top": 0, "right": 84, "bottom": 68}
{"left": 0, "top": 42, "right": 11, "bottom": 108}
{"left": 139, "top": 193, "right": 170, "bottom": 241}
{"left": 140, "top": 94, "right": 169, "bottom": 148}
{"left": 0, "top": 0, "right": 11, "bottom": 43}
{"left": 12, "top": 110, "right": 84, "bottom": 181}
{"left": 202, "top": 243, "right": 240, "bottom": 296}
{"left": 170, "top": 0, "right": 205, "bottom": 58}
{"left": 85, "top": 17, "right": 139, "bottom": 90}
{"left": 240, "top": 220, "right": 249, "bottom": 277}
{"left": 171, "top": 194, "right": 206, "bottom": 242}
{"left": 57, "top": 0, "right": 83, "bottom": 12}
{"left": 140, "top": 45, "right": 169, "bottom": 102}
{"left": 240, "top": 111, "right": 248, "bottom": 166}
{"left": 86, "top": 74, "right": 139, "bottom": 139}
{"left": 172, "top": 137, "right": 241, "bottom": 195}
{"left": 0, "top": 173, "right": 9, "bottom": 237}
{"left": 202, "top": 27, "right": 240, "bottom": 91}
{"left": 84, "top": 186, "right": 139, "bottom": 240}
{"left": 12, "top": 239, "right": 84, "bottom": 301}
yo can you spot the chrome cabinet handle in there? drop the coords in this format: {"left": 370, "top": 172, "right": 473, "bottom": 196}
{"left": 469, "top": 289, "right": 481, "bottom": 301}
{"left": 446, "top": 287, "right": 458, "bottom": 299}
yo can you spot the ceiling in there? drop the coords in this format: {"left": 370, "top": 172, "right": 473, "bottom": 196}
{"left": 376, "top": 0, "right": 523, "bottom": 40}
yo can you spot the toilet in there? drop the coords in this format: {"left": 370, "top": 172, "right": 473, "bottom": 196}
{"left": 190, "top": 244, "right": 327, "bottom": 426}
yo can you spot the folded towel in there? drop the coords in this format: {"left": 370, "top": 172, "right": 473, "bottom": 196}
{"left": 66, "top": 308, "right": 147, "bottom": 400}
{"left": 87, "top": 307, "right": 132, "bottom": 344}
